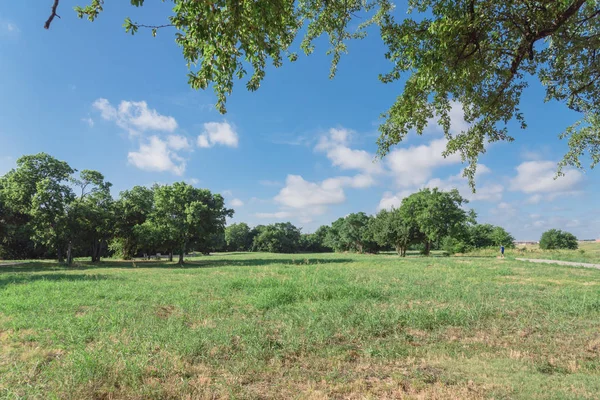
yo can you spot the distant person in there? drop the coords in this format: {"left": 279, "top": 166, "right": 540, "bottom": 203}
{"left": 500, "top": 245, "right": 505, "bottom": 258}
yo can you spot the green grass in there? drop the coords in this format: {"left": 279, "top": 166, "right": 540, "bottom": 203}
{"left": 464, "top": 241, "right": 600, "bottom": 264}
{"left": 1, "top": 252, "right": 600, "bottom": 399}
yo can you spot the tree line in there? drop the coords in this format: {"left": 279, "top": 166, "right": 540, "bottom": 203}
{"left": 1, "top": 153, "right": 520, "bottom": 263}
{"left": 226, "top": 188, "right": 516, "bottom": 256}
{"left": 0, "top": 153, "right": 232, "bottom": 264}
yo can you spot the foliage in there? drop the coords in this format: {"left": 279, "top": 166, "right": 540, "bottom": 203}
{"left": 468, "top": 224, "right": 515, "bottom": 249}
{"left": 225, "top": 222, "right": 252, "bottom": 251}
{"left": 540, "top": 229, "right": 579, "bottom": 250}
{"left": 252, "top": 222, "right": 302, "bottom": 253}
{"left": 399, "top": 188, "right": 470, "bottom": 255}
{"left": 49, "top": 1, "right": 600, "bottom": 186}
{"left": 150, "top": 183, "right": 233, "bottom": 263}
{"left": 112, "top": 185, "right": 154, "bottom": 259}
{"left": 299, "top": 225, "right": 333, "bottom": 253}
{"left": 369, "top": 208, "right": 415, "bottom": 256}
{"left": 324, "top": 213, "right": 378, "bottom": 253}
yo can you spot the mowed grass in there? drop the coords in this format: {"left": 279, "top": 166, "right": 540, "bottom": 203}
{"left": 1, "top": 253, "right": 600, "bottom": 399}
{"left": 465, "top": 241, "right": 600, "bottom": 264}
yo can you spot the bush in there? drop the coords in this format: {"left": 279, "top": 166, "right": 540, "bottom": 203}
{"left": 539, "top": 229, "right": 578, "bottom": 250}
{"left": 441, "top": 237, "right": 470, "bottom": 255}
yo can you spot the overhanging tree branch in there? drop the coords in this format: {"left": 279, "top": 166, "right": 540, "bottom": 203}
{"left": 44, "top": 0, "right": 60, "bottom": 29}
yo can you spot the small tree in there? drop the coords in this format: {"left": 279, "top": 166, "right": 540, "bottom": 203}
{"left": 370, "top": 208, "right": 415, "bottom": 256}
{"left": 539, "top": 229, "right": 578, "bottom": 250}
{"left": 252, "top": 222, "right": 302, "bottom": 253}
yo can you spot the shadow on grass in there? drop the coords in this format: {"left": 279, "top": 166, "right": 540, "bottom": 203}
{"left": 0, "top": 273, "right": 113, "bottom": 289}
{"left": 0, "top": 257, "right": 355, "bottom": 274}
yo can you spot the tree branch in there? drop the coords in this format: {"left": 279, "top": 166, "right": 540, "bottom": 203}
{"left": 44, "top": 0, "right": 60, "bottom": 30}
{"left": 133, "top": 23, "right": 175, "bottom": 30}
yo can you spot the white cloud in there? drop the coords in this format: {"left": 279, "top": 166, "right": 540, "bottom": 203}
{"left": 315, "top": 128, "right": 384, "bottom": 174}
{"left": 81, "top": 117, "right": 94, "bottom": 127}
{"left": 1, "top": 20, "right": 19, "bottom": 35}
{"left": 510, "top": 161, "right": 583, "bottom": 202}
{"left": 275, "top": 175, "right": 346, "bottom": 209}
{"left": 186, "top": 178, "right": 200, "bottom": 185}
{"left": 92, "top": 98, "right": 177, "bottom": 135}
{"left": 197, "top": 122, "right": 238, "bottom": 148}
{"left": 167, "top": 135, "right": 191, "bottom": 151}
{"left": 127, "top": 136, "right": 185, "bottom": 175}
{"left": 255, "top": 211, "right": 293, "bottom": 219}
{"left": 378, "top": 191, "right": 405, "bottom": 211}
{"left": 387, "top": 138, "right": 462, "bottom": 187}
{"left": 230, "top": 198, "right": 244, "bottom": 207}
{"left": 424, "top": 165, "right": 503, "bottom": 202}
{"left": 491, "top": 202, "right": 518, "bottom": 217}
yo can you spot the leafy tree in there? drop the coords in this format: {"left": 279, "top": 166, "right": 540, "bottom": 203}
{"left": 299, "top": 225, "right": 333, "bottom": 253}
{"left": 370, "top": 208, "right": 415, "bottom": 256}
{"left": 225, "top": 222, "right": 252, "bottom": 251}
{"left": 489, "top": 226, "right": 516, "bottom": 248}
{"left": 48, "top": 1, "right": 600, "bottom": 183}
{"left": 539, "top": 229, "right": 578, "bottom": 250}
{"left": 151, "top": 183, "right": 233, "bottom": 263}
{"left": 324, "top": 218, "right": 349, "bottom": 252}
{"left": 468, "top": 224, "right": 515, "bottom": 249}
{"left": 113, "top": 185, "right": 154, "bottom": 259}
{"left": 399, "top": 188, "right": 470, "bottom": 255}
{"left": 252, "top": 222, "right": 302, "bottom": 253}
{"left": 1, "top": 154, "right": 76, "bottom": 262}
{"left": 70, "top": 170, "right": 114, "bottom": 262}
{"left": 30, "top": 178, "right": 76, "bottom": 263}
{"left": 325, "top": 213, "right": 378, "bottom": 253}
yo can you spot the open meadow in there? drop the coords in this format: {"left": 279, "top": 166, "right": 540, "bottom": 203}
{"left": 1, "top": 252, "right": 600, "bottom": 399}
{"left": 464, "top": 241, "right": 600, "bottom": 265}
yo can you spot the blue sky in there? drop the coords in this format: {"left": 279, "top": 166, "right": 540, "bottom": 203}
{"left": 1, "top": 2, "right": 599, "bottom": 240}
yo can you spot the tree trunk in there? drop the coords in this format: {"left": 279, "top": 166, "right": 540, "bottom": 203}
{"left": 179, "top": 243, "right": 186, "bottom": 264}
{"left": 57, "top": 246, "right": 64, "bottom": 263}
{"left": 67, "top": 241, "right": 73, "bottom": 266}
{"left": 395, "top": 244, "right": 402, "bottom": 256}
{"left": 424, "top": 240, "right": 431, "bottom": 256}
{"left": 168, "top": 252, "right": 173, "bottom": 262}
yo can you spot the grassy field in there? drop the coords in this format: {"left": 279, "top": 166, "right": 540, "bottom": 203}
{"left": 463, "top": 241, "right": 600, "bottom": 264}
{"left": 1, "top": 253, "right": 600, "bottom": 399}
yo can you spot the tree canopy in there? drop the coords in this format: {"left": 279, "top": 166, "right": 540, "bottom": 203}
{"left": 539, "top": 229, "right": 579, "bottom": 250}
{"left": 45, "top": 0, "right": 600, "bottom": 186}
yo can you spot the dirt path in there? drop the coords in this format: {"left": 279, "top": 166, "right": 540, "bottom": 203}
{"left": 516, "top": 258, "right": 600, "bottom": 270}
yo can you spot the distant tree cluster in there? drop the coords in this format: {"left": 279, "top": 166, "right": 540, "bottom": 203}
{"left": 539, "top": 229, "right": 578, "bottom": 250}
{"left": 2, "top": 153, "right": 527, "bottom": 262}
{"left": 0, "top": 153, "right": 232, "bottom": 264}
{"left": 225, "top": 188, "right": 518, "bottom": 257}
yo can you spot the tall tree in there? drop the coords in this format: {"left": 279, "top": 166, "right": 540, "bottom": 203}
{"left": 46, "top": 1, "right": 600, "bottom": 183}
{"left": 399, "top": 188, "right": 470, "bottom": 255}
{"left": 2, "top": 154, "right": 76, "bottom": 262}
{"left": 151, "top": 183, "right": 233, "bottom": 263}
{"left": 113, "top": 185, "right": 154, "bottom": 259}
{"left": 71, "top": 170, "right": 114, "bottom": 263}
